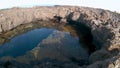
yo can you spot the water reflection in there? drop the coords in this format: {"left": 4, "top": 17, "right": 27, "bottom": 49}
{"left": 0, "top": 28, "right": 54, "bottom": 57}
{"left": 0, "top": 25, "right": 90, "bottom": 66}
{"left": 34, "top": 30, "right": 88, "bottom": 62}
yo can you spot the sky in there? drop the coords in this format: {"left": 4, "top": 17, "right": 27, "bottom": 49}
{"left": 0, "top": 0, "right": 120, "bottom": 12}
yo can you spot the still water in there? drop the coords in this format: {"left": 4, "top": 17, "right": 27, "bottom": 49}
{"left": 0, "top": 28, "right": 89, "bottom": 63}
{"left": 0, "top": 28, "right": 54, "bottom": 57}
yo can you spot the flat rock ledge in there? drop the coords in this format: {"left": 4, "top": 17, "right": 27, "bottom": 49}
{"left": 0, "top": 6, "right": 120, "bottom": 68}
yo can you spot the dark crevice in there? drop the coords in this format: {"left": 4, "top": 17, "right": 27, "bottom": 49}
{"left": 67, "top": 20, "right": 96, "bottom": 54}
{"left": 53, "top": 16, "right": 62, "bottom": 22}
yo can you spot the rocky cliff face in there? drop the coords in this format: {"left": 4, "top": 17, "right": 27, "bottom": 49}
{"left": 0, "top": 6, "right": 120, "bottom": 68}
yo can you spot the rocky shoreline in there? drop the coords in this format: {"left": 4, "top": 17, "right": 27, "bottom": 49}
{"left": 0, "top": 6, "right": 120, "bottom": 68}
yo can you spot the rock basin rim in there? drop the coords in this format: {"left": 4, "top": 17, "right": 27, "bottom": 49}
{"left": 0, "top": 5, "right": 120, "bottom": 68}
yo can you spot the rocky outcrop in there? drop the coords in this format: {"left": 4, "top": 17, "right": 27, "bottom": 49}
{"left": 0, "top": 6, "right": 120, "bottom": 68}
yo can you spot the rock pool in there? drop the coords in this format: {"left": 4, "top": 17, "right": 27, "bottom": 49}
{"left": 0, "top": 22, "right": 92, "bottom": 66}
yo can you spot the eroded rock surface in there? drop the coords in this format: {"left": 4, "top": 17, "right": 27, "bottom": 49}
{"left": 0, "top": 6, "right": 120, "bottom": 68}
